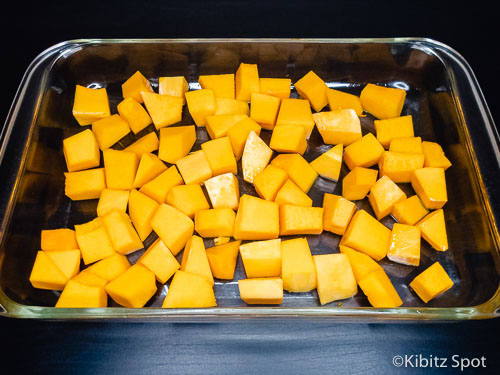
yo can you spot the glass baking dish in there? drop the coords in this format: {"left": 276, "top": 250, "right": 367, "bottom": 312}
{"left": 0, "top": 38, "right": 498, "bottom": 321}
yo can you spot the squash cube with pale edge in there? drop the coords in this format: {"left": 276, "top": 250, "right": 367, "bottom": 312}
{"left": 416, "top": 209, "right": 448, "bottom": 251}
{"left": 45, "top": 249, "right": 81, "bottom": 281}
{"left": 358, "top": 269, "right": 403, "bottom": 307}
{"left": 250, "top": 93, "right": 281, "bottom": 130}
{"left": 72, "top": 85, "right": 110, "bottom": 125}
{"left": 270, "top": 125, "right": 307, "bottom": 155}
{"left": 422, "top": 141, "right": 452, "bottom": 170}
{"left": 185, "top": 89, "right": 216, "bottom": 126}
{"left": 65, "top": 168, "right": 106, "bottom": 201}
{"left": 150, "top": 203, "right": 194, "bottom": 255}
{"left": 378, "top": 151, "right": 425, "bottom": 183}
{"left": 387, "top": 223, "right": 421, "bottom": 266}
{"left": 116, "top": 97, "right": 152, "bottom": 134}
{"left": 344, "top": 133, "right": 384, "bottom": 170}
{"left": 206, "top": 240, "right": 241, "bottom": 280}
{"left": 92, "top": 114, "right": 130, "bottom": 150}
{"left": 226, "top": 117, "right": 262, "bottom": 159}
{"left": 233, "top": 194, "right": 279, "bottom": 240}
{"left": 214, "top": 98, "right": 249, "bottom": 116}
{"left": 411, "top": 167, "right": 448, "bottom": 209}
{"left": 342, "top": 167, "right": 378, "bottom": 201}
{"left": 235, "top": 63, "right": 259, "bottom": 102}
{"left": 254, "top": 164, "right": 288, "bottom": 201}
{"left": 166, "top": 184, "right": 210, "bottom": 219}
{"left": 275, "top": 98, "right": 315, "bottom": 139}
{"left": 239, "top": 239, "right": 281, "bottom": 278}
{"left": 360, "top": 83, "right": 406, "bottom": 120}
{"left": 102, "top": 211, "right": 143, "bottom": 255}
{"left": 105, "top": 264, "right": 157, "bottom": 308}
{"left": 204, "top": 173, "right": 240, "bottom": 210}
{"left": 41, "top": 228, "right": 78, "bottom": 251}
{"left": 281, "top": 238, "right": 317, "bottom": 292}
{"left": 55, "top": 279, "right": 107, "bottom": 308}
{"left": 139, "top": 165, "right": 184, "bottom": 204}
{"left": 271, "top": 154, "right": 318, "bottom": 193}
{"left": 238, "top": 278, "right": 283, "bottom": 305}
{"left": 29, "top": 251, "right": 68, "bottom": 290}
{"left": 201, "top": 137, "right": 237, "bottom": 176}
{"left": 132, "top": 153, "right": 166, "bottom": 189}
{"left": 63, "top": 129, "right": 100, "bottom": 172}
{"left": 241, "top": 130, "right": 273, "bottom": 183}
{"left": 368, "top": 176, "right": 407, "bottom": 220}
{"left": 180, "top": 235, "right": 214, "bottom": 285}
{"left": 121, "top": 71, "right": 153, "bottom": 103}
{"left": 128, "top": 189, "right": 159, "bottom": 241}
{"left": 158, "top": 76, "right": 189, "bottom": 104}
{"left": 103, "top": 149, "right": 139, "bottom": 190}
{"left": 199, "top": 74, "right": 235, "bottom": 99}
{"left": 275, "top": 179, "right": 312, "bottom": 207}
{"left": 279, "top": 205, "right": 323, "bottom": 236}
{"left": 141, "top": 92, "right": 183, "bottom": 130}
{"left": 409, "top": 262, "right": 454, "bottom": 303}
{"left": 391, "top": 195, "right": 428, "bottom": 226}
{"left": 310, "top": 144, "right": 343, "bottom": 181}
{"left": 313, "top": 109, "right": 362, "bottom": 146}
{"left": 176, "top": 150, "right": 213, "bottom": 185}
{"left": 195, "top": 208, "right": 236, "bottom": 238}
{"left": 75, "top": 217, "right": 116, "bottom": 265}
{"left": 313, "top": 254, "right": 357, "bottom": 305}
{"left": 341, "top": 210, "right": 391, "bottom": 261}
{"left": 158, "top": 125, "right": 196, "bottom": 164}
{"left": 339, "top": 245, "right": 383, "bottom": 283}
{"left": 85, "top": 253, "right": 130, "bottom": 282}
{"left": 259, "top": 77, "right": 291, "bottom": 99}
{"left": 124, "top": 132, "right": 159, "bottom": 156}
{"left": 374, "top": 115, "right": 414, "bottom": 148}
{"left": 162, "top": 270, "right": 216, "bottom": 308}
{"left": 294, "top": 70, "right": 328, "bottom": 112}
{"left": 326, "top": 88, "right": 364, "bottom": 116}
{"left": 389, "top": 137, "right": 423, "bottom": 154}
{"left": 323, "top": 194, "right": 357, "bottom": 235}
{"left": 206, "top": 114, "right": 248, "bottom": 139}
{"left": 137, "top": 239, "right": 180, "bottom": 284}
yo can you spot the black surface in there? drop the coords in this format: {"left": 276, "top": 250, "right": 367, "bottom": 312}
{"left": 1, "top": 1, "right": 499, "bottom": 374}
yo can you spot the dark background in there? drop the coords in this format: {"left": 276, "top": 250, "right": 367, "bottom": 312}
{"left": 1, "top": 1, "right": 499, "bottom": 374}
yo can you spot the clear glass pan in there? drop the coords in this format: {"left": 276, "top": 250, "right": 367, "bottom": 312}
{"left": 0, "top": 38, "right": 499, "bottom": 321}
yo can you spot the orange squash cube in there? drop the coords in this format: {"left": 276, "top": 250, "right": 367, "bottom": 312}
{"left": 254, "top": 164, "right": 288, "bottom": 201}
{"left": 294, "top": 70, "right": 328, "bottom": 112}
{"left": 409, "top": 262, "right": 454, "bottom": 303}
{"left": 137, "top": 239, "right": 180, "bottom": 284}
{"left": 374, "top": 115, "right": 414, "bottom": 148}
{"left": 358, "top": 268, "right": 403, "bottom": 307}
{"left": 92, "top": 114, "right": 131, "bottom": 150}
{"left": 339, "top": 245, "right": 383, "bottom": 283}
{"left": 180, "top": 235, "right": 214, "bottom": 285}
{"left": 102, "top": 210, "right": 143, "bottom": 255}
{"left": 275, "top": 98, "right": 315, "bottom": 138}
{"left": 344, "top": 133, "right": 384, "bottom": 170}
{"left": 271, "top": 154, "right": 318, "bottom": 193}
{"left": 158, "top": 125, "right": 196, "bottom": 164}
{"left": 387, "top": 223, "right": 421, "bottom": 266}
{"left": 75, "top": 217, "right": 116, "bottom": 265}
{"left": 97, "top": 189, "right": 130, "bottom": 217}
{"left": 411, "top": 167, "right": 448, "bottom": 209}
{"left": 214, "top": 98, "right": 249, "bottom": 116}
{"left": 139, "top": 165, "right": 184, "bottom": 204}
{"left": 281, "top": 237, "right": 317, "bottom": 292}
{"left": 56, "top": 279, "right": 107, "bottom": 308}
{"left": 270, "top": 125, "right": 308, "bottom": 155}
{"left": 389, "top": 136, "right": 423, "bottom": 154}
{"left": 322, "top": 194, "right": 357, "bottom": 235}
{"left": 368, "top": 176, "right": 407, "bottom": 220}
{"left": 235, "top": 62, "right": 260, "bottom": 102}
{"left": 72, "top": 85, "right": 110, "bottom": 125}
{"left": 166, "top": 184, "right": 210, "bottom": 219}
{"left": 84, "top": 253, "right": 130, "bottom": 282}
{"left": 226, "top": 117, "right": 262, "bottom": 159}
{"left": 313, "top": 109, "right": 362, "bottom": 146}
{"left": 141, "top": 92, "right": 183, "bottom": 130}
{"left": 121, "top": 70, "right": 153, "bottom": 103}
{"left": 103, "top": 149, "right": 139, "bottom": 190}
{"left": 41, "top": 228, "right": 78, "bottom": 252}
{"left": 116, "top": 97, "right": 152, "bottom": 134}
{"left": 133, "top": 153, "right": 167, "bottom": 188}
{"left": 199, "top": 73, "right": 235, "bottom": 99}
{"left": 124, "top": 132, "right": 159, "bottom": 156}
{"left": 309, "top": 143, "right": 343, "bottom": 181}
{"left": 342, "top": 167, "right": 378, "bottom": 201}
{"left": 378, "top": 151, "right": 425, "bottom": 183}
{"left": 29, "top": 251, "right": 68, "bottom": 290}
{"left": 176, "top": 150, "right": 213, "bottom": 185}
{"left": 313, "top": 253, "right": 357, "bottom": 305}
{"left": 63, "top": 129, "right": 100, "bottom": 172}
{"left": 105, "top": 264, "right": 157, "bottom": 308}
{"left": 275, "top": 179, "right": 313, "bottom": 207}
{"left": 391, "top": 195, "right": 428, "bottom": 226}
{"left": 158, "top": 76, "right": 189, "bottom": 104}
{"left": 422, "top": 141, "right": 452, "bottom": 170}
{"left": 233, "top": 194, "right": 280, "bottom": 240}
{"left": 206, "top": 240, "right": 241, "bottom": 280}
{"left": 416, "top": 209, "right": 448, "bottom": 251}
{"left": 326, "top": 88, "right": 364, "bottom": 116}
{"left": 259, "top": 77, "right": 291, "bottom": 99}
{"left": 250, "top": 93, "right": 281, "bottom": 130}
{"left": 238, "top": 278, "right": 283, "bottom": 305}
{"left": 205, "top": 114, "right": 248, "bottom": 139}
{"left": 44, "top": 249, "right": 81, "bottom": 281}
{"left": 128, "top": 189, "right": 159, "bottom": 241}
{"left": 279, "top": 205, "right": 323, "bottom": 236}
{"left": 201, "top": 136, "right": 238, "bottom": 176}
{"left": 162, "top": 270, "right": 216, "bottom": 308}
{"left": 239, "top": 239, "right": 282, "bottom": 278}
{"left": 360, "top": 83, "right": 406, "bottom": 120}
{"left": 195, "top": 208, "right": 236, "bottom": 238}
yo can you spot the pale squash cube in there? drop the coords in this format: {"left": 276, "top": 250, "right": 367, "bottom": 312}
{"left": 279, "top": 205, "right": 323, "bottom": 236}
{"left": 176, "top": 150, "right": 213, "bottom": 185}
{"left": 92, "top": 114, "right": 131, "bottom": 150}
{"left": 139, "top": 165, "right": 184, "bottom": 204}
{"left": 269, "top": 125, "right": 307, "bottom": 155}
{"left": 342, "top": 167, "right": 378, "bottom": 201}
{"left": 271, "top": 154, "right": 318, "bottom": 193}
{"left": 72, "top": 85, "right": 110, "bottom": 125}
{"left": 29, "top": 251, "right": 68, "bottom": 290}
{"left": 180, "top": 235, "right": 214, "bottom": 285}
{"left": 195, "top": 208, "right": 236, "bottom": 238}
{"left": 360, "top": 83, "right": 406, "bottom": 120}
{"left": 65, "top": 168, "right": 106, "bottom": 201}
{"left": 206, "top": 240, "right": 241, "bottom": 280}
{"left": 162, "top": 270, "right": 216, "bottom": 308}
{"left": 416, "top": 209, "right": 448, "bottom": 251}
{"left": 422, "top": 141, "right": 452, "bottom": 170}
{"left": 313, "top": 253, "right": 357, "bottom": 305}
{"left": 368, "top": 176, "right": 407, "bottom": 220}
{"left": 312, "top": 109, "right": 362, "bottom": 145}
{"left": 235, "top": 62, "right": 260, "bottom": 102}
{"left": 128, "top": 189, "right": 160, "bottom": 241}
{"left": 158, "top": 125, "right": 196, "bottom": 164}
{"left": 343, "top": 133, "right": 384, "bottom": 170}
{"left": 204, "top": 173, "right": 240, "bottom": 210}
{"left": 137, "top": 239, "right": 180, "bottom": 284}
{"left": 374, "top": 115, "right": 414, "bottom": 148}
{"left": 411, "top": 167, "right": 448, "bottom": 209}
{"left": 226, "top": 117, "right": 262, "bottom": 159}
{"left": 241, "top": 130, "right": 273, "bottom": 184}
{"left": 121, "top": 70, "right": 153, "bottom": 103}
{"left": 322, "top": 194, "right": 357, "bottom": 235}
{"left": 141, "top": 91, "right": 183, "bottom": 130}
{"left": 391, "top": 195, "right": 428, "bottom": 226}
{"left": 116, "top": 97, "right": 152, "bottom": 134}
{"left": 326, "top": 88, "right": 364, "bottom": 117}
{"left": 358, "top": 268, "right": 403, "bottom": 307}
{"left": 275, "top": 98, "right": 315, "bottom": 139}
{"left": 166, "top": 184, "right": 210, "bottom": 219}
{"left": 294, "top": 70, "right": 328, "bottom": 112}
{"left": 275, "top": 179, "right": 313, "bottom": 207}
{"left": 233, "top": 194, "right": 280, "bottom": 240}
{"left": 103, "top": 149, "right": 139, "bottom": 190}
{"left": 185, "top": 89, "right": 216, "bottom": 126}
{"left": 387, "top": 223, "right": 421, "bottom": 266}
{"left": 205, "top": 114, "right": 248, "bottom": 139}
{"left": 259, "top": 77, "right": 291, "bottom": 99}
{"left": 238, "top": 278, "right": 283, "bottom": 305}
{"left": 150, "top": 203, "right": 194, "bottom": 255}
{"left": 339, "top": 245, "right": 383, "bottom": 283}
{"left": 75, "top": 217, "right": 116, "bottom": 265}
{"left": 254, "top": 164, "right": 288, "bottom": 201}
{"left": 199, "top": 73, "right": 235, "bottom": 99}
{"left": 41, "top": 228, "right": 78, "bottom": 251}
{"left": 250, "top": 92, "right": 281, "bottom": 130}
{"left": 201, "top": 136, "right": 237, "bottom": 176}
{"left": 341, "top": 210, "right": 391, "bottom": 261}
{"left": 124, "top": 132, "right": 159, "bottom": 156}
{"left": 105, "top": 264, "right": 157, "bottom": 308}
{"left": 239, "top": 239, "right": 282, "bottom": 278}
{"left": 158, "top": 76, "right": 189, "bottom": 104}
{"left": 281, "top": 237, "right": 317, "bottom": 292}
{"left": 309, "top": 143, "right": 343, "bottom": 181}
{"left": 63, "top": 129, "right": 100, "bottom": 172}
{"left": 55, "top": 279, "right": 107, "bottom": 308}
{"left": 102, "top": 210, "right": 143, "bottom": 255}
{"left": 378, "top": 151, "right": 425, "bottom": 183}
{"left": 409, "top": 262, "right": 454, "bottom": 303}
